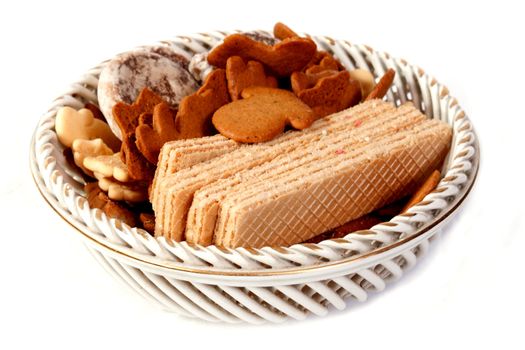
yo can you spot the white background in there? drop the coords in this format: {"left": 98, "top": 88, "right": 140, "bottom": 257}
{"left": 1, "top": 0, "right": 523, "bottom": 348}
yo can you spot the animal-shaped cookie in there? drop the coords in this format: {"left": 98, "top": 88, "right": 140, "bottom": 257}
{"left": 55, "top": 107, "right": 120, "bottom": 152}
{"left": 71, "top": 138, "right": 114, "bottom": 177}
{"left": 212, "top": 87, "right": 315, "bottom": 143}
{"left": 273, "top": 22, "right": 298, "bottom": 40}
{"left": 291, "top": 69, "right": 339, "bottom": 94}
{"left": 365, "top": 68, "right": 396, "bottom": 101}
{"left": 226, "top": 56, "right": 278, "bottom": 100}
{"left": 83, "top": 152, "right": 130, "bottom": 182}
{"left": 112, "top": 87, "right": 165, "bottom": 137}
{"left": 135, "top": 69, "right": 231, "bottom": 164}
{"left": 98, "top": 177, "right": 148, "bottom": 203}
{"left": 295, "top": 70, "right": 362, "bottom": 118}
{"left": 207, "top": 34, "right": 317, "bottom": 77}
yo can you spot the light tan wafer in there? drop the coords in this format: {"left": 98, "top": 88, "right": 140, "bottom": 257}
{"left": 215, "top": 122, "right": 451, "bottom": 247}
{"left": 154, "top": 100, "right": 394, "bottom": 240}
{"left": 156, "top": 101, "right": 394, "bottom": 240}
{"left": 151, "top": 135, "right": 239, "bottom": 202}
{"left": 216, "top": 120, "right": 448, "bottom": 236}
{"left": 155, "top": 100, "right": 393, "bottom": 239}
{"left": 186, "top": 103, "right": 426, "bottom": 245}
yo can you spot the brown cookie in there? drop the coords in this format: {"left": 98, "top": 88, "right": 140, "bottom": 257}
{"left": 207, "top": 34, "right": 317, "bottom": 77}
{"left": 305, "top": 55, "right": 342, "bottom": 74}
{"left": 139, "top": 213, "right": 156, "bottom": 234}
{"left": 121, "top": 131, "right": 156, "bottom": 181}
{"left": 84, "top": 182, "right": 137, "bottom": 227}
{"left": 402, "top": 170, "right": 441, "bottom": 212}
{"left": 135, "top": 69, "right": 230, "bottom": 164}
{"left": 112, "top": 87, "right": 165, "bottom": 136}
{"left": 135, "top": 102, "right": 178, "bottom": 164}
{"left": 175, "top": 68, "right": 231, "bottom": 137}
{"left": 226, "top": 56, "right": 278, "bottom": 100}
{"left": 304, "top": 51, "right": 345, "bottom": 73}
{"left": 212, "top": 87, "right": 315, "bottom": 143}
{"left": 290, "top": 69, "right": 339, "bottom": 94}
{"left": 296, "top": 70, "right": 362, "bottom": 118}
{"left": 273, "top": 22, "right": 298, "bottom": 40}
{"left": 365, "top": 68, "right": 396, "bottom": 101}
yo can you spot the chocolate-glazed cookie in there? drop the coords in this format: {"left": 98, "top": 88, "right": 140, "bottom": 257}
{"left": 98, "top": 47, "right": 199, "bottom": 140}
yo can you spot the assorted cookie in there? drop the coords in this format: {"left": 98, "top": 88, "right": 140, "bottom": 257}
{"left": 54, "top": 23, "right": 448, "bottom": 246}
{"left": 55, "top": 106, "right": 120, "bottom": 151}
{"left": 212, "top": 87, "right": 315, "bottom": 143}
{"left": 98, "top": 46, "right": 199, "bottom": 139}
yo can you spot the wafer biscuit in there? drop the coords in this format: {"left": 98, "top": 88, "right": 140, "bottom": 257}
{"left": 154, "top": 100, "right": 394, "bottom": 240}
{"left": 186, "top": 103, "right": 426, "bottom": 245}
{"left": 215, "top": 122, "right": 451, "bottom": 247}
{"left": 151, "top": 135, "right": 239, "bottom": 202}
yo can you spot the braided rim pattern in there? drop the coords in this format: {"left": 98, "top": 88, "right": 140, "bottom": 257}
{"left": 30, "top": 31, "right": 478, "bottom": 276}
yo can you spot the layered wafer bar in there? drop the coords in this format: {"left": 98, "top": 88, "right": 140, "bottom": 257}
{"left": 214, "top": 120, "right": 451, "bottom": 247}
{"left": 186, "top": 103, "right": 427, "bottom": 245}
{"left": 153, "top": 100, "right": 394, "bottom": 240}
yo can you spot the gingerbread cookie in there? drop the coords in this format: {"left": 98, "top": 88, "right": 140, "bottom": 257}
{"left": 121, "top": 131, "right": 156, "bottom": 181}
{"left": 296, "top": 70, "right": 362, "bottom": 118}
{"left": 273, "top": 22, "right": 298, "bottom": 40}
{"left": 207, "top": 34, "right": 317, "bottom": 77}
{"left": 304, "top": 51, "right": 345, "bottom": 73}
{"left": 139, "top": 213, "right": 155, "bottom": 234}
{"left": 365, "top": 68, "right": 396, "bottom": 101}
{"left": 305, "top": 55, "right": 342, "bottom": 74}
{"left": 112, "top": 87, "right": 165, "bottom": 137}
{"left": 212, "top": 87, "right": 315, "bottom": 143}
{"left": 402, "top": 170, "right": 441, "bottom": 212}
{"left": 174, "top": 68, "right": 230, "bottom": 137}
{"left": 84, "top": 182, "right": 137, "bottom": 227}
{"left": 135, "top": 102, "right": 178, "bottom": 164}
{"left": 98, "top": 47, "right": 199, "bottom": 139}
{"left": 226, "top": 56, "right": 278, "bottom": 100}
{"left": 136, "top": 69, "right": 230, "bottom": 163}
{"left": 189, "top": 31, "right": 278, "bottom": 82}
{"left": 291, "top": 69, "right": 339, "bottom": 94}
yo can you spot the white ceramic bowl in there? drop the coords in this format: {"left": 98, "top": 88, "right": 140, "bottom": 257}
{"left": 30, "top": 30, "right": 479, "bottom": 324}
